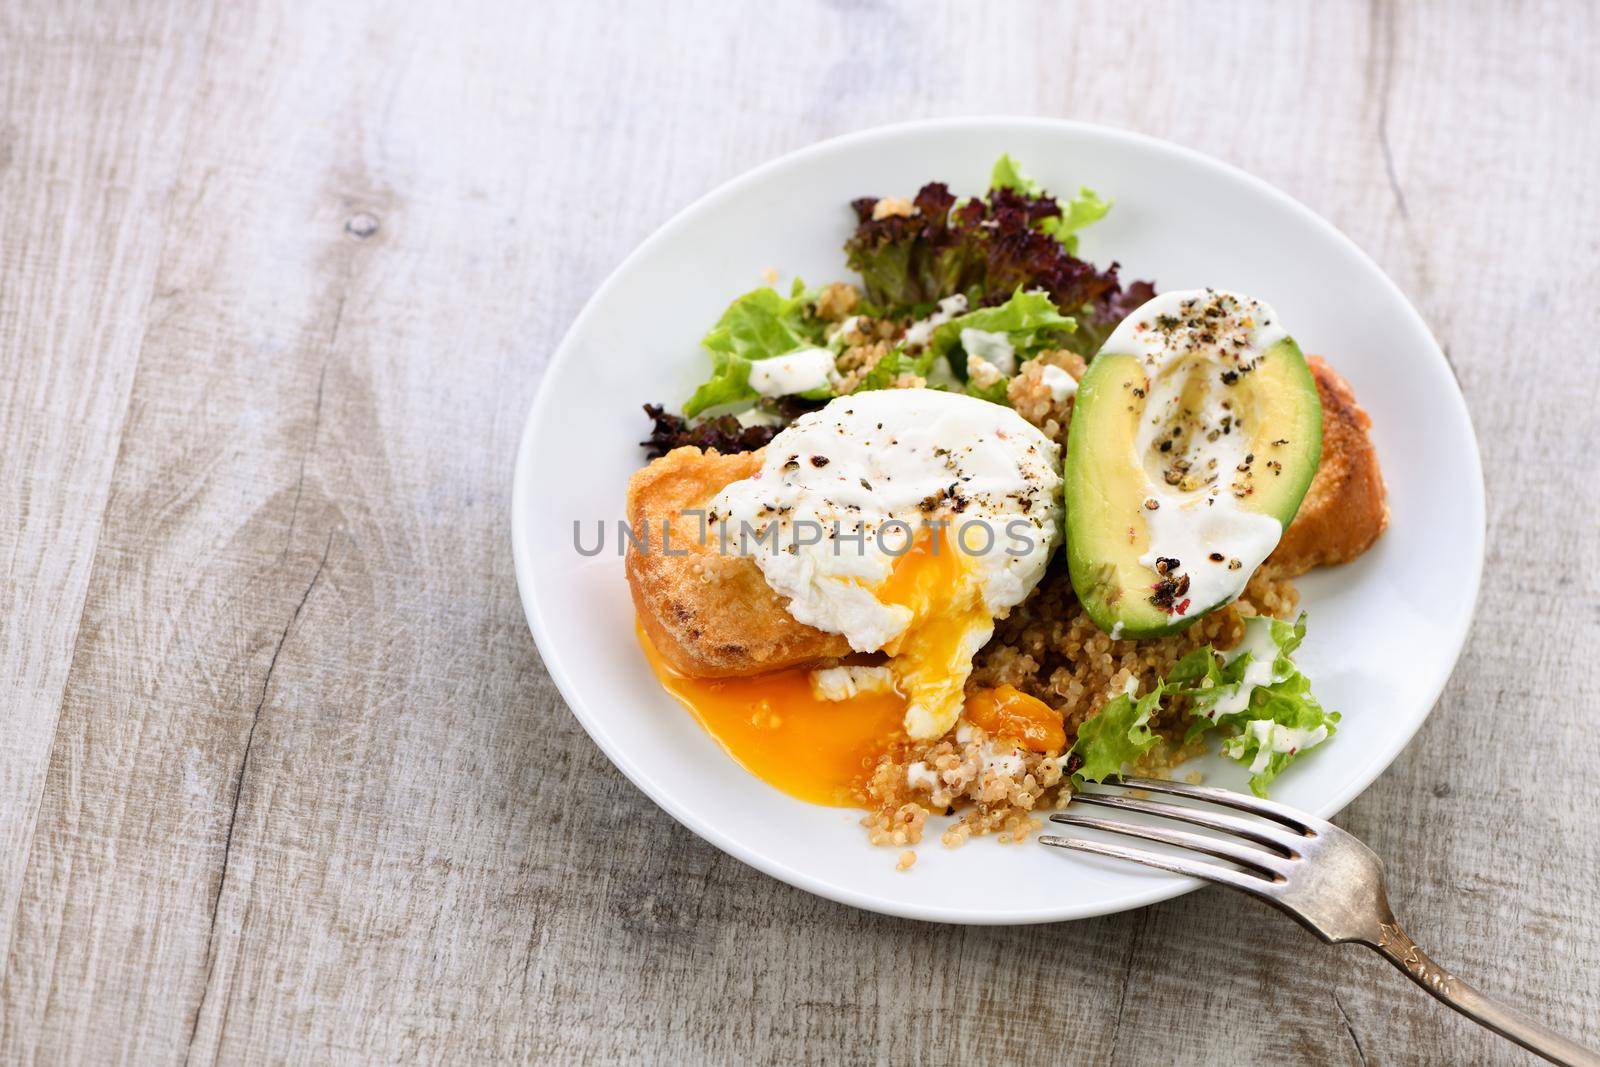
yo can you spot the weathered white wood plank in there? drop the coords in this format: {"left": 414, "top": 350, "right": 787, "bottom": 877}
{"left": 0, "top": 1, "right": 215, "bottom": 972}
{"left": 1, "top": 0, "right": 1596, "bottom": 1064}
{"left": 2, "top": 2, "right": 568, "bottom": 1061}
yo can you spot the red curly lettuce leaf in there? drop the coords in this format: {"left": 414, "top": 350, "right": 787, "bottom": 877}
{"left": 990, "top": 153, "right": 1111, "bottom": 254}
{"left": 1073, "top": 276, "right": 1158, "bottom": 357}
{"left": 640, "top": 403, "right": 779, "bottom": 459}
{"left": 845, "top": 183, "right": 986, "bottom": 314}
{"left": 844, "top": 174, "right": 1154, "bottom": 359}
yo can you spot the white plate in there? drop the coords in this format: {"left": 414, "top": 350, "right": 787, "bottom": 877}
{"left": 511, "top": 119, "right": 1483, "bottom": 924}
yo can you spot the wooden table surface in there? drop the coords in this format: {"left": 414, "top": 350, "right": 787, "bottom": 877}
{"left": 4, "top": 2, "right": 1598, "bottom": 1063}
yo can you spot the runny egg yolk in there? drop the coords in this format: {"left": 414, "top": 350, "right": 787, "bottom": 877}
{"left": 636, "top": 623, "right": 904, "bottom": 807}
{"left": 636, "top": 533, "right": 1063, "bottom": 807}
{"left": 965, "top": 684, "right": 1067, "bottom": 753}
{"left": 873, "top": 530, "right": 995, "bottom": 739}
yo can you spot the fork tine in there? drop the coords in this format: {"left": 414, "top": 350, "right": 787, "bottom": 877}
{"left": 1068, "top": 793, "right": 1305, "bottom": 856}
{"left": 1108, "top": 776, "right": 1326, "bottom": 834}
{"left": 1048, "top": 813, "right": 1291, "bottom": 880}
{"left": 1038, "top": 834, "right": 1278, "bottom": 899}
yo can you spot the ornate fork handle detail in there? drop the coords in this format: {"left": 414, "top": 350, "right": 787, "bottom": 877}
{"left": 1369, "top": 920, "right": 1598, "bottom": 1067}
{"left": 1377, "top": 921, "right": 1457, "bottom": 996}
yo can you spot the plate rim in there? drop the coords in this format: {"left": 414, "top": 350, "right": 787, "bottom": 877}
{"left": 510, "top": 116, "right": 1486, "bottom": 925}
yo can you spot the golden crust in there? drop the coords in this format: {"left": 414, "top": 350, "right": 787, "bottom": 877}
{"left": 625, "top": 446, "right": 851, "bottom": 678}
{"left": 1267, "top": 356, "right": 1389, "bottom": 577}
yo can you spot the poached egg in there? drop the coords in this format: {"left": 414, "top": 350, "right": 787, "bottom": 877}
{"left": 709, "top": 389, "right": 1062, "bottom": 740}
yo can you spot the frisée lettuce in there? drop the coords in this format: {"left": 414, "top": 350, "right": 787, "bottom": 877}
{"left": 1069, "top": 614, "right": 1338, "bottom": 796}
{"left": 1068, "top": 679, "right": 1168, "bottom": 784}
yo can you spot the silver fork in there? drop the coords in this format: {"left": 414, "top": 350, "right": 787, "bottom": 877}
{"left": 1040, "top": 776, "right": 1600, "bottom": 1066}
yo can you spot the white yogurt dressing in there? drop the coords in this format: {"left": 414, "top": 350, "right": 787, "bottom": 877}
{"left": 906, "top": 740, "right": 1034, "bottom": 794}
{"left": 827, "top": 315, "right": 863, "bottom": 352}
{"left": 959, "top": 328, "right": 1016, "bottom": 375}
{"left": 746, "top": 346, "right": 835, "bottom": 398}
{"left": 905, "top": 761, "right": 939, "bottom": 790}
{"left": 1204, "top": 615, "right": 1287, "bottom": 719}
{"left": 903, "top": 294, "right": 968, "bottom": 349}
{"left": 982, "top": 748, "right": 1025, "bottom": 778}
{"left": 1102, "top": 289, "right": 1291, "bottom": 617}
{"left": 1229, "top": 718, "right": 1329, "bottom": 774}
{"left": 1039, "top": 363, "right": 1077, "bottom": 402}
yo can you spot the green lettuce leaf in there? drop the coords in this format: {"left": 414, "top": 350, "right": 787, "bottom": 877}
{"left": 851, "top": 290, "right": 1075, "bottom": 399}
{"left": 963, "top": 375, "right": 1011, "bottom": 404}
{"left": 683, "top": 352, "right": 756, "bottom": 418}
{"left": 1070, "top": 682, "right": 1167, "bottom": 784}
{"left": 703, "top": 280, "right": 824, "bottom": 362}
{"left": 1165, "top": 645, "right": 1242, "bottom": 743}
{"left": 683, "top": 282, "right": 830, "bottom": 417}
{"left": 851, "top": 343, "right": 922, "bottom": 393}
{"left": 1181, "top": 615, "right": 1304, "bottom": 724}
{"left": 989, "top": 153, "right": 1038, "bottom": 194}
{"left": 928, "top": 288, "right": 1076, "bottom": 376}
{"left": 853, "top": 348, "right": 903, "bottom": 392}
{"left": 1165, "top": 615, "right": 1338, "bottom": 796}
{"left": 1039, "top": 188, "right": 1112, "bottom": 254}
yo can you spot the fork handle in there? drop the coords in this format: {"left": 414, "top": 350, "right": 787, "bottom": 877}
{"left": 1369, "top": 920, "right": 1600, "bottom": 1066}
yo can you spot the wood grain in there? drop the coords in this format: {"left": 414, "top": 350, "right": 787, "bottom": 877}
{"left": 0, "top": 0, "right": 215, "bottom": 983}
{"left": 1, "top": 1, "right": 1596, "bottom": 1064}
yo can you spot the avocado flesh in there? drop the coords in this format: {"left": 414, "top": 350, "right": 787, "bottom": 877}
{"left": 1065, "top": 336, "right": 1322, "bottom": 638}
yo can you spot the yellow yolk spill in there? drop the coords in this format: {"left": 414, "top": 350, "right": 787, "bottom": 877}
{"left": 636, "top": 624, "right": 905, "bottom": 807}
{"left": 875, "top": 530, "right": 993, "bottom": 739}
{"left": 636, "top": 532, "right": 1017, "bottom": 805}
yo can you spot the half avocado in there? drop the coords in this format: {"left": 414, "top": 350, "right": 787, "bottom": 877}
{"left": 1064, "top": 290, "right": 1322, "bottom": 639}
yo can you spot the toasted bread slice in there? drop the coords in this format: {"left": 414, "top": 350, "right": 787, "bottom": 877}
{"left": 1267, "top": 356, "right": 1389, "bottom": 577}
{"left": 626, "top": 446, "right": 851, "bottom": 678}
